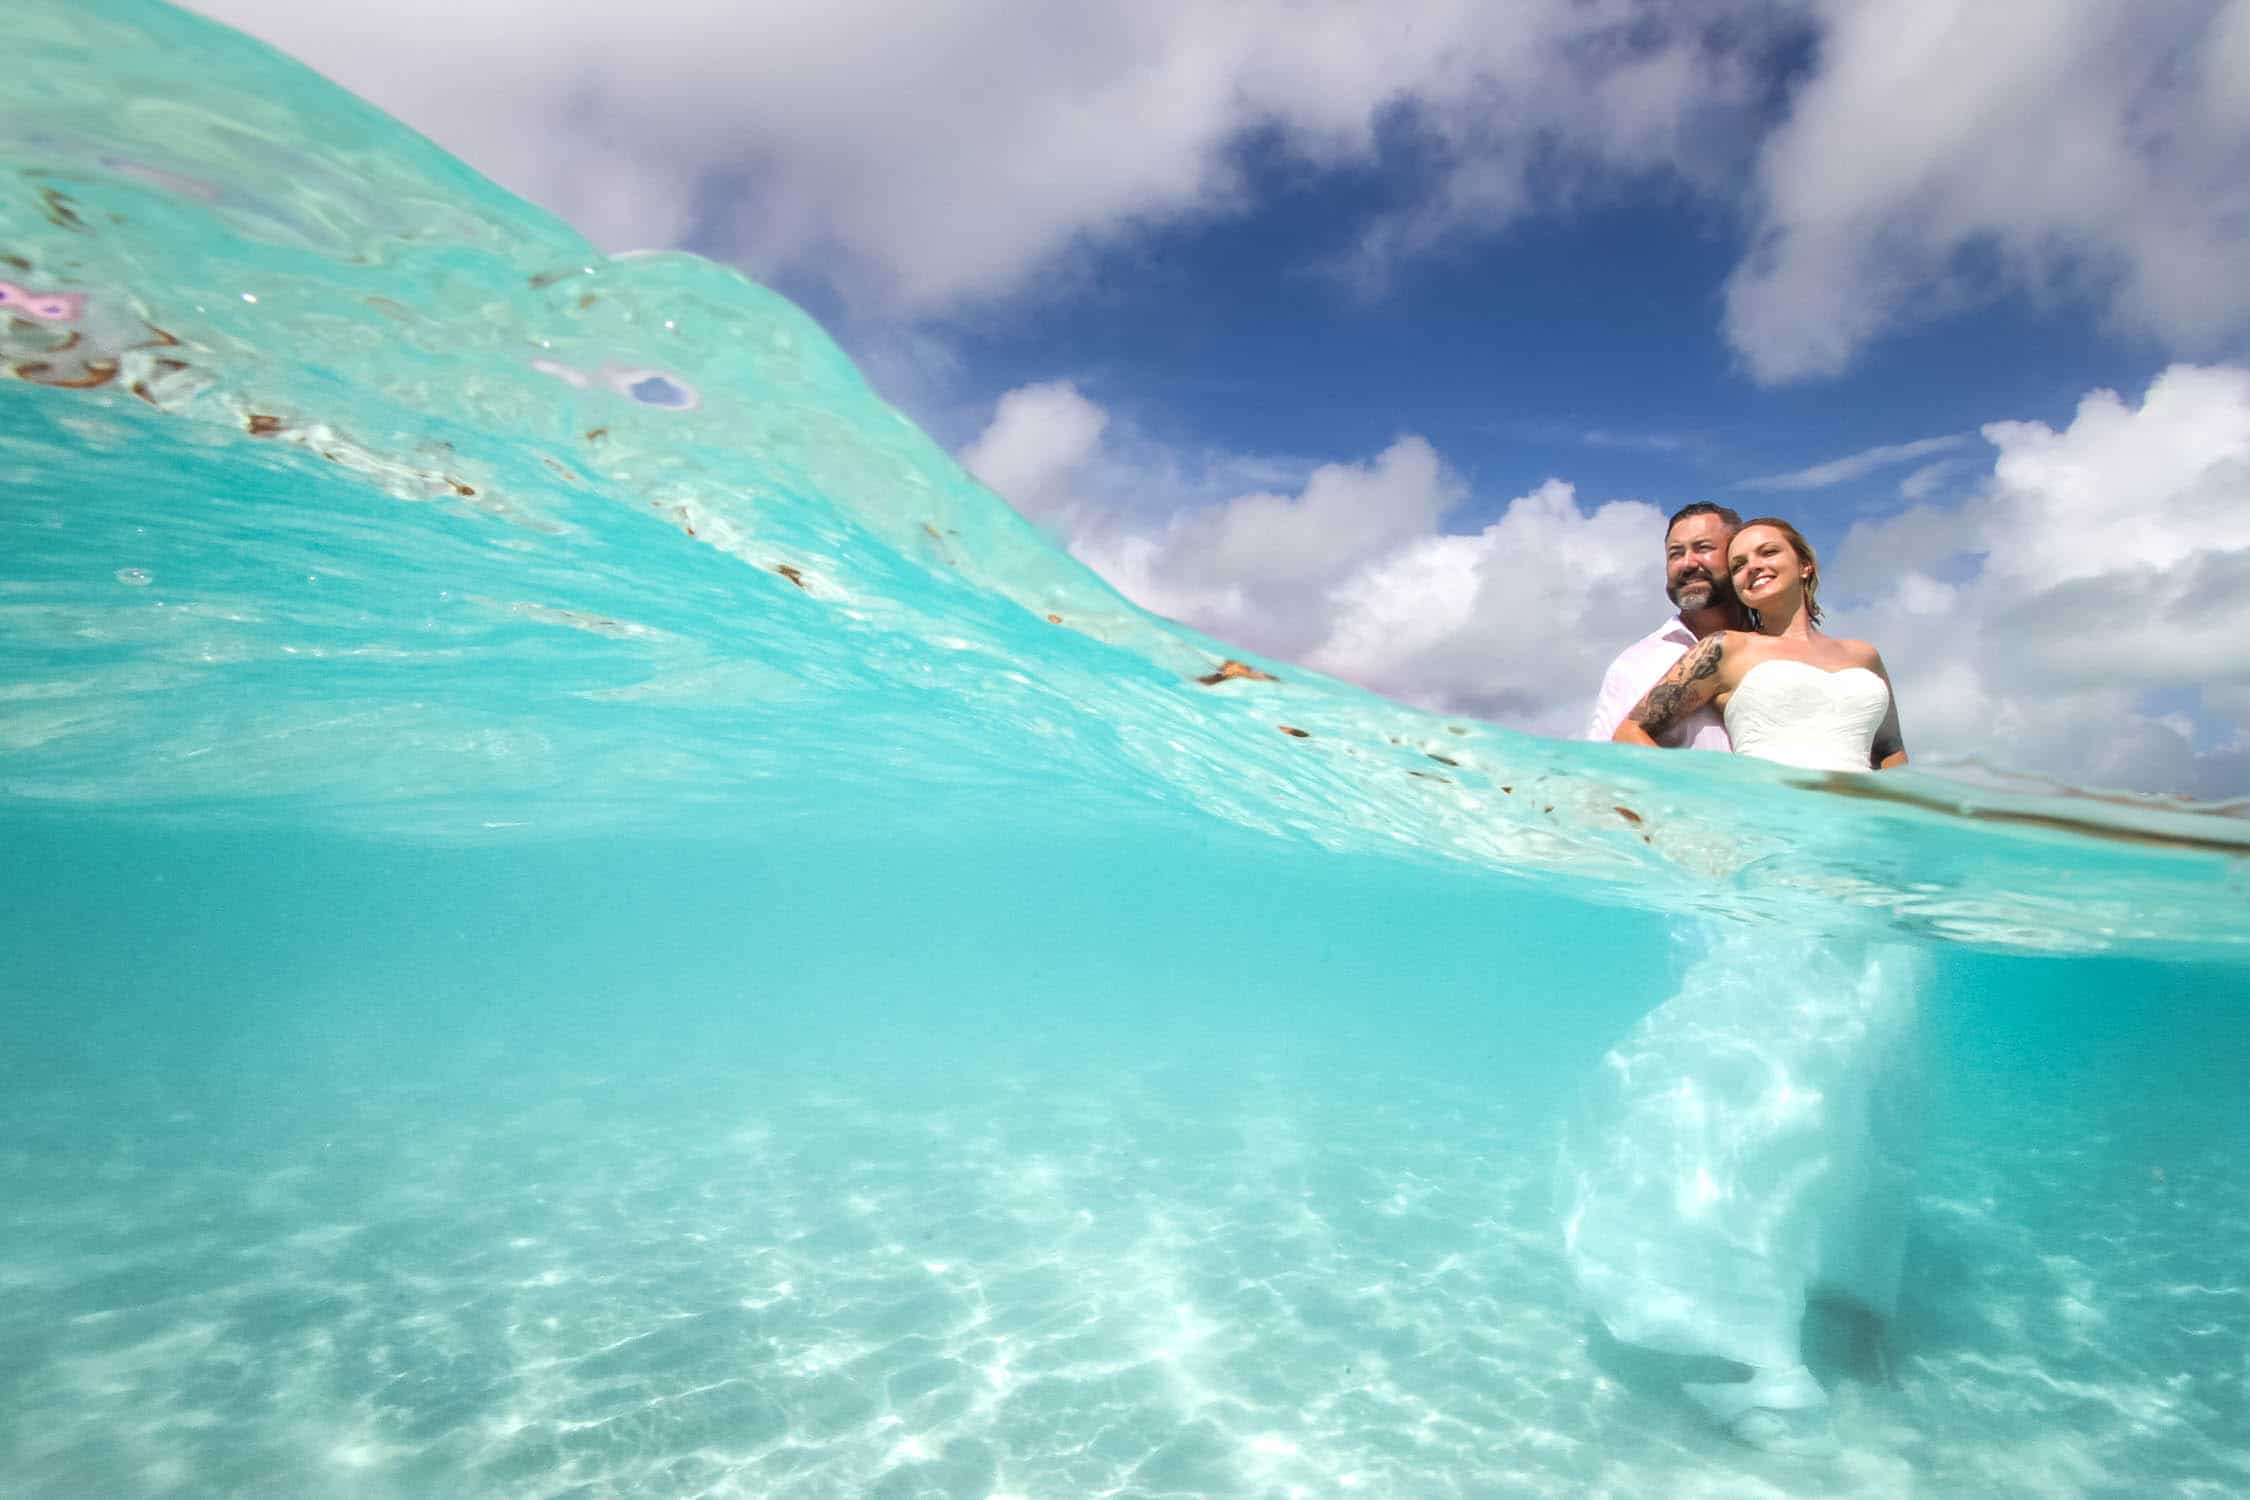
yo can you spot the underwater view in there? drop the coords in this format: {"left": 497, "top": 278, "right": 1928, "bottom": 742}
{"left": 4, "top": 3, "right": 2248, "bottom": 1497}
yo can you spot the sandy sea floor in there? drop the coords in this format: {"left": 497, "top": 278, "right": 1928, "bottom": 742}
{"left": 6, "top": 1042, "right": 2244, "bottom": 1500}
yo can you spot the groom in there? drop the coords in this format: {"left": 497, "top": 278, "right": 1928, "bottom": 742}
{"left": 1584, "top": 502, "right": 1743, "bottom": 748}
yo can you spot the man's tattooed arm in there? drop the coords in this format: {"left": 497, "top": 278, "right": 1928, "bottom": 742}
{"left": 1624, "top": 634, "right": 1725, "bottom": 742}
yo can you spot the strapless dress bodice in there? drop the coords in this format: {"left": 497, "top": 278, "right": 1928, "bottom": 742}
{"left": 1722, "top": 659, "right": 1888, "bottom": 772}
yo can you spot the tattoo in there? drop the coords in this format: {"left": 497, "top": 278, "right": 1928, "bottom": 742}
{"left": 1631, "top": 635, "right": 1723, "bottom": 738}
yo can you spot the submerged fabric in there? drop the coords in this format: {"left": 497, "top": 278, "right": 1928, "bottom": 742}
{"left": 1560, "top": 923, "right": 1923, "bottom": 1372}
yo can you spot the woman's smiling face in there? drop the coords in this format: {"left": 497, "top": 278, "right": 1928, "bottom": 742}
{"left": 1729, "top": 524, "right": 1803, "bottom": 612}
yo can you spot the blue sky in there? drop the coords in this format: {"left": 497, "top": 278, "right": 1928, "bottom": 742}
{"left": 855, "top": 171, "right": 2136, "bottom": 524}
{"left": 189, "top": 0, "right": 2250, "bottom": 794}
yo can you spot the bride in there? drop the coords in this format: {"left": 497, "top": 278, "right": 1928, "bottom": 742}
{"left": 1609, "top": 516, "right": 1907, "bottom": 771}
{"left": 1566, "top": 516, "right": 1922, "bottom": 1456}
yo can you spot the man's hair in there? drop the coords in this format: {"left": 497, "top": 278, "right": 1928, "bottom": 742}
{"left": 1666, "top": 501, "right": 1741, "bottom": 532}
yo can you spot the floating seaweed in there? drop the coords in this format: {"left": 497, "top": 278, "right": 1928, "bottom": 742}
{"left": 1197, "top": 659, "right": 1279, "bottom": 686}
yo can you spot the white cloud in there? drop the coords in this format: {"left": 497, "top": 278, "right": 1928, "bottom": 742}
{"left": 1727, "top": 0, "right": 2250, "bottom": 382}
{"left": 1043, "top": 431, "right": 1471, "bottom": 664}
{"left": 185, "top": 0, "right": 1774, "bottom": 317}
{"left": 186, "top": 1, "right": 2250, "bottom": 378}
{"left": 1581, "top": 429, "right": 1693, "bottom": 454}
{"left": 955, "top": 381, "right": 1109, "bottom": 527}
{"left": 1737, "top": 434, "right": 1970, "bottom": 492}
{"left": 1305, "top": 481, "right": 1661, "bottom": 733}
{"left": 1896, "top": 460, "right": 1963, "bottom": 502}
{"left": 1832, "top": 364, "right": 2250, "bottom": 798}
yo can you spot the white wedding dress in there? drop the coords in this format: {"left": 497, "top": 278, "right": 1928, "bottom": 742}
{"left": 1722, "top": 659, "right": 1891, "bottom": 773}
{"left": 1560, "top": 658, "right": 1922, "bottom": 1453}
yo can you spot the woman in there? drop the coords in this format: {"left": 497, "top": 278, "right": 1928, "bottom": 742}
{"left": 1567, "top": 518, "right": 1921, "bottom": 1455}
{"left": 1611, "top": 517, "right": 1906, "bottom": 771}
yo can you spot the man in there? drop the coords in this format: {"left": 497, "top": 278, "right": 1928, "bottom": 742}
{"left": 1585, "top": 502, "right": 1743, "bottom": 748}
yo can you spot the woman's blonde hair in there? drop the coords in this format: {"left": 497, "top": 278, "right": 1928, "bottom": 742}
{"left": 1735, "top": 516, "right": 1822, "bottom": 625}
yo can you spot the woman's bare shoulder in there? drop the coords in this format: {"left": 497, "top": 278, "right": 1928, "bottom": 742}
{"left": 1828, "top": 636, "right": 1886, "bottom": 669}
{"left": 1709, "top": 630, "right": 1780, "bottom": 685}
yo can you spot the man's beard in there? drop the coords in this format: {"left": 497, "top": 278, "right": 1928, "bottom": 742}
{"left": 1668, "top": 571, "right": 1730, "bottom": 611}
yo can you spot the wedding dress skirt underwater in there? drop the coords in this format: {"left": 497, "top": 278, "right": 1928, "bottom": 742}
{"left": 1559, "top": 920, "right": 1926, "bottom": 1451}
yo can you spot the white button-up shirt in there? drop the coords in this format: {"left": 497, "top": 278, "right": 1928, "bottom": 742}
{"left": 1585, "top": 616, "right": 1732, "bottom": 750}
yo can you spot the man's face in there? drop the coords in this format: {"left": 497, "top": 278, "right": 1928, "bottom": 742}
{"left": 1665, "top": 514, "right": 1734, "bottom": 612}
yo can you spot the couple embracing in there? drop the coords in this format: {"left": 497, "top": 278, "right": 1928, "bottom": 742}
{"left": 1561, "top": 505, "right": 1925, "bottom": 1458}
{"left": 1587, "top": 503, "right": 1907, "bottom": 775}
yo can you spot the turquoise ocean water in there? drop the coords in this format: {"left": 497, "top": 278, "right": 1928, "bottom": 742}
{"left": 3, "top": 4, "right": 2247, "bottom": 1495}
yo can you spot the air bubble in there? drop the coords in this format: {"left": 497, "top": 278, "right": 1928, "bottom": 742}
{"left": 611, "top": 369, "right": 698, "bottom": 409}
